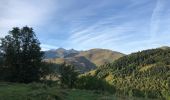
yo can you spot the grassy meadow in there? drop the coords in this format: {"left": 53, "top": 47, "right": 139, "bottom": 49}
{"left": 0, "top": 82, "right": 159, "bottom": 100}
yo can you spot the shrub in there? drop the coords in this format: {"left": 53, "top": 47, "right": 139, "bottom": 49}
{"left": 76, "top": 75, "right": 116, "bottom": 94}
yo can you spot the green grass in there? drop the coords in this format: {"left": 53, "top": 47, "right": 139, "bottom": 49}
{"left": 0, "top": 82, "right": 63, "bottom": 100}
{"left": 0, "top": 82, "right": 159, "bottom": 100}
{"left": 65, "top": 89, "right": 116, "bottom": 100}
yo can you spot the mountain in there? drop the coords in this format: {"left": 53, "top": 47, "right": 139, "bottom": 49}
{"left": 75, "top": 49, "right": 124, "bottom": 66}
{"left": 44, "top": 48, "right": 124, "bottom": 73}
{"left": 44, "top": 48, "right": 79, "bottom": 59}
{"left": 89, "top": 47, "right": 170, "bottom": 99}
{"left": 94, "top": 47, "right": 170, "bottom": 78}
{"left": 45, "top": 56, "right": 96, "bottom": 73}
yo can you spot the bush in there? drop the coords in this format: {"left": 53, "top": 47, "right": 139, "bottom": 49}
{"left": 145, "top": 90, "right": 163, "bottom": 99}
{"left": 58, "top": 63, "right": 79, "bottom": 88}
{"left": 131, "top": 89, "right": 145, "bottom": 98}
{"left": 76, "top": 75, "right": 116, "bottom": 94}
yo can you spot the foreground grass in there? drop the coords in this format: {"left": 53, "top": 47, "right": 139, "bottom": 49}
{"left": 0, "top": 82, "right": 159, "bottom": 100}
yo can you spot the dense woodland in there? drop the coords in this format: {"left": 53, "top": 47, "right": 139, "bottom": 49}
{"left": 92, "top": 48, "right": 170, "bottom": 99}
{"left": 0, "top": 27, "right": 170, "bottom": 99}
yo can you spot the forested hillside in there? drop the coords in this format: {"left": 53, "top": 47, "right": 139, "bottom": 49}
{"left": 88, "top": 47, "right": 170, "bottom": 99}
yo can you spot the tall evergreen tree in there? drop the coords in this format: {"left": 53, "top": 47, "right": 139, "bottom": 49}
{"left": 0, "top": 26, "right": 43, "bottom": 83}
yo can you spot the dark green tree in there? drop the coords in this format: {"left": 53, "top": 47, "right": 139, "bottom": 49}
{"left": 59, "top": 63, "right": 78, "bottom": 88}
{"left": 0, "top": 51, "right": 3, "bottom": 66}
{"left": 0, "top": 26, "right": 43, "bottom": 83}
{"left": 76, "top": 75, "right": 116, "bottom": 93}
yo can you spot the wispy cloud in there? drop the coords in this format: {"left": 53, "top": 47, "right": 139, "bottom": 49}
{"left": 0, "top": 0, "right": 170, "bottom": 54}
{"left": 0, "top": 0, "right": 57, "bottom": 37}
{"left": 69, "top": 22, "right": 135, "bottom": 48}
{"left": 65, "top": 0, "right": 151, "bottom": 53}
{"left": 150, "top": 0, "right": 163, "bottom": 41}
{"left": 149, "top": 0, "right": 170, "bottom": 46}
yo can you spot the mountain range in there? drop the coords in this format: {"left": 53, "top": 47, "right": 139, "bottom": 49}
{"left": 44, "top": 48, "right": 124, "bottom": 73}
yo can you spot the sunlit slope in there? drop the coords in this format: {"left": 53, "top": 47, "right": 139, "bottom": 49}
{"left": 45, "top": 48, "right": 124, "bottom": 73}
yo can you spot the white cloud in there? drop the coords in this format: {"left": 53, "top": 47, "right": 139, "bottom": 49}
{"left": 67, "top": 9, "right": 144, "bottom": 51}
{"left": 0, "top": 0, "right": 57, "bottom": 37}
{"left": 150, "top": 0, "right": 163, "bottom": 40}
{"left": 1, "top": 0, "right": 170, "bottom": 54}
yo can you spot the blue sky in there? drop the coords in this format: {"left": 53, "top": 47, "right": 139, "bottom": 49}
{"left": 0, "top": 0, "right": 170, "bottom": 54}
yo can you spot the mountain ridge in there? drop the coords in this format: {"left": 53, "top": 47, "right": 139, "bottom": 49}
{"left": 44, "top": 48, "right": 125, "bottom": 73}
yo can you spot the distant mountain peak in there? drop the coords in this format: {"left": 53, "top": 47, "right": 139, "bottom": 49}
{"left": 44, "top": 48, "right": 124, "bottom": 73}
{"left": 56, "top": 47, "right": 66, "bottom": 51}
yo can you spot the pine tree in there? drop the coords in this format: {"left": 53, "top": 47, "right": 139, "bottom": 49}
{"left": 0, "top": 26, "right": 43, "bottom": 83}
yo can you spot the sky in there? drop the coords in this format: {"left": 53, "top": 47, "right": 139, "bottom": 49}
{"left": 0, "top": 0, "right": 170, "bottom": 54}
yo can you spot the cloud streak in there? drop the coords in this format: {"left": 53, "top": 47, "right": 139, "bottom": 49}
{"left": 0, "top": 0, "right": 170, "bottom": 54}
{"left": 0, "top": 0, "right": 57, "bottom": 37}
{"left": 64, "top": 0, "right": 151, "bottom": 53}
{"left": 150, "top": 0, "right": 163, "bottom": 41}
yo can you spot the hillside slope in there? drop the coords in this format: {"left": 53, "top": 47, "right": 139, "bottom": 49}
{"left": 75, "top": 49, "right": 124, "bottom": 66}
{"left": 44, "top": 48, "right": 124, "bottom": 73}
{"left": 95, "top": 47, "right": 170, "bottom": 78}
{"left": 90, "top": 47, "right": 170, "bottom": 99}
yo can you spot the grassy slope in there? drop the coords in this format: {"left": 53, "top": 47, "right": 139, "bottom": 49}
{"left": 77, "top": 49, "right": 124, "bottom": 66}
{"left": 0, "top": 82, "right": 155, "bottom": 100}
